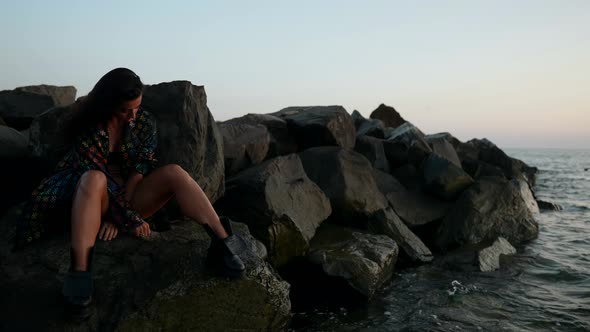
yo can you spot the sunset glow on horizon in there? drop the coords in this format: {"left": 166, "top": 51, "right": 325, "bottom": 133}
{"left": 1, "top": 0, "right": 588, "bottom": 149}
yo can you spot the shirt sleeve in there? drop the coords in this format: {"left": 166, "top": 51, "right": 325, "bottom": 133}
{"left": 133, "top": 111, "right": 158, "bottom": 175}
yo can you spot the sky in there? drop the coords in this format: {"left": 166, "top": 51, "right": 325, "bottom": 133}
{"left": 1, "top": 0, "right": 588, "bottom": 149}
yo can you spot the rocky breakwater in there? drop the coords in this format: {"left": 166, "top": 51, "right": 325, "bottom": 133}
{"left": 216, "top": 103, "right": 546, "bottom": 309}
{"left": 0, "top": 81, "right": 557, "bottom": 329}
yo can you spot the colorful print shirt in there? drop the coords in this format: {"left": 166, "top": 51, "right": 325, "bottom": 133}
{"left": 14, "top": 110, "right": 158, "bottom": 249}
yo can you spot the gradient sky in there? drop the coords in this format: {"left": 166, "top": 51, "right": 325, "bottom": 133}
{"left": 1, "top": 0, "right": 588, "bottom": 148}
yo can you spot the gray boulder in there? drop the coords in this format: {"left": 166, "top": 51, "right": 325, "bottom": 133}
{"left": 391, "top": 164, "right": 423, "bottom": 192}
{"left": 28, "top": 105, "right": 75, "bottom": 169}
{"left": 368, "top": 207, "right": 433, "bottom": 263}
{"left": 386, "top": 122, "right": 432, "bottom": 166}
{"left": 438, "top": 237, "right": 516, "bottom": 272}
{"left": 354, "top": 135, "right": 389, "bottom": 172}
{"left": 478, "top": 237, "right": 516, "bottom": 272}
{"left": 271, "top": 106, "right": 355, "bottom": 151}
{"left": 142, "top": 81, "right": 225, "bottom": 203}
{"left": 460, "top": 138, "right": 537, "bottom": 186}
{"left": 15, "top": 84, "right": 76, "bottom": 107}
{"left": 512, "top": 178, "right": 540, "bottom": 215}
{"left": 0, "top": 125, "right": 28, "bottom": 158}
{"left": 369, "top": 104, "right": 406, "bottom": 129}
{"left": 425, "top": 132, "right": 462, "bottom": 149}
{"left": 0, "top": 85, "right": 76, "bottom": 130}
{"left": 385, "top": 122, "right": 426, "bottom": 145}
{"left": 0, "top": 207, "right": 291, "bottom": 332}
{"left": 308, "top": 224, "right": 398, "bottom": 299}
{"left": 352, "top": 110, "right": 386, "bottom": 138}
{"left": 299, "top": 147, "right": 388, "bottom": 227}
{"left": 219, "top": 122, "right": 270, "bottom": 176}
{"left": 537, "top": 199, "right": 563, "bottom": 211}
{"left": 382, "top": 140, "right": 409, "bottom": 168}
{"left": 436, "top": 176, "right": 539, "bottom": 250}
{"left": 223, "top": 113, "right": 297, "bottom": 157}
{"left": 218, "top": 154, "right": 331, "bottom": 267}
{"left": 373, "top": 169, "right": 450, "bottom": 227}
{"left": 422, "top": 153, "right": 474, "bottom": 200}
{"left": 0, "top": 127, "right": 39, "bottom": 215}
{"left": 462, "top": 159, "right": 505, "bottom": 180}
{"left": 425, "top": 136, "right": 462, "bottom": 167}
{"left": 0, "top": 90, "right": 55, "bottom": 130}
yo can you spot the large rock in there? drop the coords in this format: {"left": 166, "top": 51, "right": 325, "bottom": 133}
{"left": 142, "top": 81, "right": 225, "bottom": 202}
{"left": 308, "top": 224, "right": 398, "bottom": 299}
{"left": 368, "top": 207, "right": 433, "bottom": 263}
{"left": 511, "top": 178, "right": 540, "bottom": 215}
{"left": 223, "top": 113, "right": 297, "bottom": 157}
{"left": 425, "top": 132, "right": 461, "bottom": 149}
{"left": 218, "top": 154, "right": 331, "bottom": 267}
{"left": 537, "top": 199, "right": 563, "bottom": 211}
{"left": 15, "top": 85, "right": 76, "bottom": 107}
{"left": 354, "top": 135, "right": 389, "bottom": 172}
{"left": 382, "top": 140, "right": 409, "bottom": 168}
{"left": 422, "top": 153, "right": 474, "bottom": 200}
{"left": 0, "top": 125, "right": 28, "bottom": 158}
{"left": 0, "top": 90, "right": 55, "bottom": 130}
{"left": 462, "top": 159, "right": 505, "bottom": 180}
{"left": 386, "top": 122, "right": 432, "bottom": 166}
{"left": 478, "top": 237, "right": 516, "bottom": 272}
{"left": 352, "top": 111, "right": 386, "bottom": 138}
{"left": 369, "top": 104, "right": 406, "bottom": 129}
{"left": 391, "top": 164, "right": 423, "bottom": 192}
{"left": 437, "top": 237, "right": 516, "bottom": 272}
{"left": 425, "top": 136, "right": 461, "bottom": 167}
{"left": 219, "top": 122, "right": 270, "bottom": 176}
{"left": 385, "top": 122, "right": 425, "bottom": 145}
{"left": 28, "top": 105, "right": 76, "bottom": 171}
{"left": 0, "top": 207, "right": 291, "bottom": 332}
{"left": 459, "top": 138, "right": 537, "bottom": 186}
{"left": 0, "top": 126, "right": 42, "bottom": 216}
{"left": 0, "top": 85, "right": 75, "bottom": 130}
{"left": 373, "top": 169, "right": 450, "bottom": 227}
{"left": 298, "top": 147, "right": 388, "bottom": 227}
{"left": 436, "top": 176, "right": 539, "bottom": 250}
{"left": 271, "top": 106, "right": 355, "bottom": 151}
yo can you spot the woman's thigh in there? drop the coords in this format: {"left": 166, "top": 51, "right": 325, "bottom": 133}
{"left": 130, "top": 165, "right": 186, "bottom": 218}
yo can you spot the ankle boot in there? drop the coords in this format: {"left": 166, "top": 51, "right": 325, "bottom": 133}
{"left": 203, "top": 217, "right": 246, "bottom": 278}
{"left": 62, "top": 247, "right": 95, "bottom": 320}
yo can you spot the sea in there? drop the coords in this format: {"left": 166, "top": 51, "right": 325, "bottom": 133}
{"left": 291, "top": 148, "right": 590, "bottom": 332}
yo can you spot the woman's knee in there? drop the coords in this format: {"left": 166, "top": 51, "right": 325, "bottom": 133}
{"left": 161, "top": 164, "right": 189, "bottom": 183}
{"left": 76, "top": 170, "right": 107, "bottom": 195}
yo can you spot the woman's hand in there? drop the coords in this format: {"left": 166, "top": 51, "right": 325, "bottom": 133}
{"left": 99, "top": 221, "right": 119, "bottom": 241}
{"left": 133, "top": 221, "right": 151, "bottom": 239}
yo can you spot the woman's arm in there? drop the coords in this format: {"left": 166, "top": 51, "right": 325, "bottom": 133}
{"left": 125, "top": 171, "right": 144, "bottom": 201}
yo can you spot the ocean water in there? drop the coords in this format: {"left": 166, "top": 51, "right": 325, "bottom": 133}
{"left": 291, "top": 148, "right": 590, "bottom": 332}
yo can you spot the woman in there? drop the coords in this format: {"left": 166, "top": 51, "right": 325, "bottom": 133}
{"left": 14, "top": 68, "right": 244, "bottom": 319}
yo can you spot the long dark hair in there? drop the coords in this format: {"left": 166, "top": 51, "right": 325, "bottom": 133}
{"left": 65, "top": 67, "right": 143, "bottom": 142}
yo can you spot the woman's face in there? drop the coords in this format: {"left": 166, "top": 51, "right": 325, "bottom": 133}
{"left": 115, "top": 95, "right": 142, "bottom": 122}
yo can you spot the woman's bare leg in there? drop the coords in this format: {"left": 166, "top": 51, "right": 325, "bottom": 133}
{"left": 130, "top": 164, "right": 228, "bottom": 239}
{"left": 70, "top": 170, "right": 109, "bottom": 271}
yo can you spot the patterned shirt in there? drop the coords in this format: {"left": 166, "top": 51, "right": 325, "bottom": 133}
{"left": 14, "top": 109, "right": 158, "bottom": 249}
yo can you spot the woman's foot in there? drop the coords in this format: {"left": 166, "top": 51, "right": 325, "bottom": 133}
{"left": 205, "top": 217, "right": 245, "bottom": 278}
{"left": 62, "top": 247, "right": 95, "bottom": 320}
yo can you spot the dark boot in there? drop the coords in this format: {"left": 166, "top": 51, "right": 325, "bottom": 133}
{"left": 203, "top": 217, "right": 246, "bottom": 278}
{"left": 62, "top": 247, "right": 95, "bottom": 320}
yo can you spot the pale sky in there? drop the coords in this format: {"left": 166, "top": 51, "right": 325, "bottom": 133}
{"left": 1, "top": 0, "right": 588, "bottom": 148}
